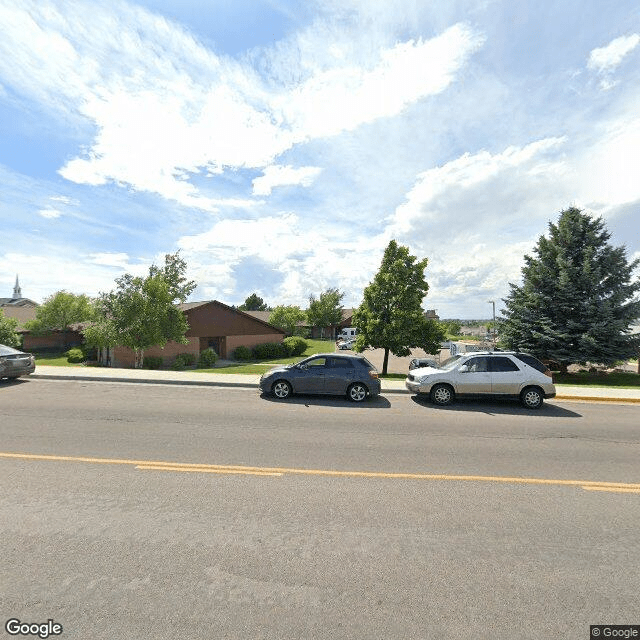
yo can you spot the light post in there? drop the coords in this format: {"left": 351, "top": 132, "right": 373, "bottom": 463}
{"left": 487, "top": 300, "right": 496, "bottom": 347}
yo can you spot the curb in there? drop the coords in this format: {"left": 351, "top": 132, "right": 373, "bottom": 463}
{"left": 553, "top": 395, "right": 640, "bottom": 404}
{"left": 28, "top": 373, "right": 640, "bottom": 402}
{"left": 31, "top": 374, "right": 258, "bottom": 389}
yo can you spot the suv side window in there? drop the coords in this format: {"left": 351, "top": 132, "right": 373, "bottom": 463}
{"left": 514, "top": 353, "right": 547, "bottom": 373}
{"left": 490, "top": 356, "right": 520, "bottom": 372}
{"left": 465, "top": 357, "right": 488, "bottom": 372}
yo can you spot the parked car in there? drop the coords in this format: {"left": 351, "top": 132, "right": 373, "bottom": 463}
{"left": 0, "top": 344, "right": 36, "bottom": 380}
{"left": 259, "top": 353, "right": 381, "bottom": 402}
{"left": 409, "top": 357, "right": 438, "bottom": 370}
{"left": 405, "top": 351, "right": 555, "bottom": 409}
{"left": 337, "top": 338, "right": 356, "bottom": 350}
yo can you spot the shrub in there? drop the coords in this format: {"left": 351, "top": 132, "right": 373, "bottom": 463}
{"left": 65, "top": 348, "right": 85, "bottom": 363}
{"left": 283, "top": 336, "right": 307, "bottom": 356}
{"left": 142, "top": 355, "right": 163, "bottom": 369}
{"left": 171, "top": 352, "right": 197, "bottom": 371}
{"left": 233, "top": 345, "right": 252, "bottom": 361}
{"left": 252, "top": 341, "right": 287, "bottom": 360}
{"left": 178, "top": 352, "right": 197, "bottom": 366}
{"left": 81, "top": 345, "right": 97, "bottom": 361}
{"left": 198, "top": 348, "right": 218, "bottom": 368}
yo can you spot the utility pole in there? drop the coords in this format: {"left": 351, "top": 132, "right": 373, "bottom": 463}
{"left": 487, "top": 300, "right": 496, "bottom": 347}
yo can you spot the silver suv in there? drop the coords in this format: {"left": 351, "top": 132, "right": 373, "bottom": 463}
{"left": 405, "top": 351, "right": 555, "bottom": 409}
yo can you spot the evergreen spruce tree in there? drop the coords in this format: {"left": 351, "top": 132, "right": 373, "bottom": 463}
{"left": 353, "top": 240, "right": 444, "bottom": 375}
{"left": 500, "top": 207, "right": 640, "bottom": 373}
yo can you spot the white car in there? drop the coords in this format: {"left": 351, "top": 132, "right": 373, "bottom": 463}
{"left": 405, "top": 351, "right": 555, "bottom": 409}
{"left": 337, "top": 338, "right": 356, "bottom": 350}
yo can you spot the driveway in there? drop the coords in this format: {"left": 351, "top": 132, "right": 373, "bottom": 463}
{"left": 338, "top": 346, "right": 451, "bottom": 374}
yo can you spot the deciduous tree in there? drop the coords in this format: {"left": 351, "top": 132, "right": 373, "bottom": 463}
{"left": 90, "top": 252, "right": 196, "bottom": 368}
{"left": 353, "top": 240, "right": 444, "bottom": 375}
{"left": 25, "top": 291, "right": 98, "bottom": 348}
{"left": 307, "top": 288, "right": 344, "bottom": 339}
{"left": 0, "top": 309, "right": 20, "bottom": 348}
{"left": 268, "top": 305, "right": 307, "bottom": 337}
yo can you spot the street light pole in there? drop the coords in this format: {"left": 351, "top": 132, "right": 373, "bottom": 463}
{"left": 487, "top": 300, "right": 496, "bottom": 348}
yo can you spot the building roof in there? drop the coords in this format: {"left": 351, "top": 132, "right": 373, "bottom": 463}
{"left": 179, "top": 300, "right": 285, "bottom": 334}
{"left": 0, "top": 304, "right": 37, "bottom": 328}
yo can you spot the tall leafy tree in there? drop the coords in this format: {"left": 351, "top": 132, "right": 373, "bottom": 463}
{"left": 25, "top": 291, "right": 98, "bottom": 347}
{"left": 89, "top": 253, "right": 196, "bottom": 368}
{"left": 0, "top": 309, "right": 21, "bottom": 348}
{"left": 239, "top": 293, "right": 269, "bottom": 311}
{"left": 500, "top": 207, "right": 640, "bottom": 372}
{"left": 307, "top": 288, "right": 344, "bottom": 339}
{"left": 353, "top": 240, "right": 444, "bottom": 375}
{"left": 268, "top": 305, "right": 307, "bottom": 336}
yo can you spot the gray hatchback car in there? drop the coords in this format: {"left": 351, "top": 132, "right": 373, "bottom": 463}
{"left": 259, "top": 353, "right": 381, "bottom": 402}
{"left": 0, "top": 344, "right": 36, "bottom": 380}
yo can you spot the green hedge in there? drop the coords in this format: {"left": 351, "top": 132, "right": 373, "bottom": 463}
{"left": 233, "top": 345, "right": 252, "bottom": 361}
{"left": 65, "top": 348, "right": 85, "bottom": 363}
{"left": 172, "top": 352, "right": 197, "bottom": 370}
{"left": 252, "top": 342, "right": 288, "bottom": 359}
{"left": 198, "top": 348, "right": 218, "bottom": 368}
{"left": 283, "top": 336, "right": 307, "bottom": 356}
{"left": 142, "top": 356, "right": 163, "bottom": 369}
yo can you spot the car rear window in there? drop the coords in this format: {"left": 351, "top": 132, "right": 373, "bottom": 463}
{"left": 513, "top": 353, "right": 547, "bottom": 373}
{"left": 355, "top": 356, "right": 376, "bottom": 370}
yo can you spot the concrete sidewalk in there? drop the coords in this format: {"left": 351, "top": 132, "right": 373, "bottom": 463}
{"left": 29, "top": 365, "right": 640, "bottom": 403}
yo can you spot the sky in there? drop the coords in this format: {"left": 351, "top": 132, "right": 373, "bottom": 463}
{"left": 1, "top": 0, "right": 639, "bottom": 319}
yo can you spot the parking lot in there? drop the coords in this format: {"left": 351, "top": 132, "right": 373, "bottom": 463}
{"left": 338, "top": 345, "right": 452, "bottom": 374}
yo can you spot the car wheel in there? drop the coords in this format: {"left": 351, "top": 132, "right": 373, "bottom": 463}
{"left": 347, "top": 383, "right": 368, "bottom": 402}
{"left": 521, "top": 386, "right": 543, "bottom": 410}
{"left": 271, "top": 380, "right": 292, "bottom": 399}
{"left": 430, "top": 384, "right": 454, "bottom": 406}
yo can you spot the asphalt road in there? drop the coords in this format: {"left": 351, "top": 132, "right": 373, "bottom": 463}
{"left": 1, "top": 379, "right": 639, "bottom": 640}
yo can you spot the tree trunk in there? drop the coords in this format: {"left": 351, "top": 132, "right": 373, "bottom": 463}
{"left": 382, "top": 348, "right": 389, "bottom": 376}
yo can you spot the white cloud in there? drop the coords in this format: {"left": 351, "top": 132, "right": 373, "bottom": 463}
{"left": 88, "top": 252, "right": 133, "bottom": 269}
{"left": 0, "top": 252, "right": 130, "bottom": 302}
{"left": 575, "top": 114, "right": 640, "bottom": 209}
{"left": 588, "top": 34, "right": 640, "bottom": 73}
{"left": 252, "top": 165, "right": 323, "bottom": 195}
{"left": 177, "top": 214, "right": 386, "bottom": 306}
{"left": 388, "top": 137, "right": 568, "bottom": 237}
{"left": 0, "top": 2, "right": 482, "bottom": 209}
{"left": 38, "top": 208, "right": 62, "bottom": 219}
{"left": 272, "top": 23, "right": 484, "bottom": 140}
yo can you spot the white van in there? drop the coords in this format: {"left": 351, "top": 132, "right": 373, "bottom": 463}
{"left": 338, "top": 327, "right": 358, "bottom": 341}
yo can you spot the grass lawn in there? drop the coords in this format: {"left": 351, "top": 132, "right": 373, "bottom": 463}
{"left": 33, "top": 352, "right": 83, "bottom": 367}
{"left": 187, "top": 338, "right": 337, "bottom": 374}
{"left": 553, "top": 370, "right": 640, "bottom": 388}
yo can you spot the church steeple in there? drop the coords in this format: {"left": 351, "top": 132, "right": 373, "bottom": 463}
{"left": 13, "top": 275, "right": 22, "bottom": 299}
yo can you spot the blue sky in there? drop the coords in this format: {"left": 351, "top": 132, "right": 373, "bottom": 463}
{"left": 1, "top": 0, "right": 639, "bottom": 318}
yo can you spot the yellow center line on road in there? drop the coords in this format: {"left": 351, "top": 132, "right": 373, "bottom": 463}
{"left": 1, "top": 451, "right": 640, "bottom": 493}
{"left": 581, "top": 486, "right": 640, "bottom": 494}
{"left": 136, "top": 465, "right": 283, "bottom": 476}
